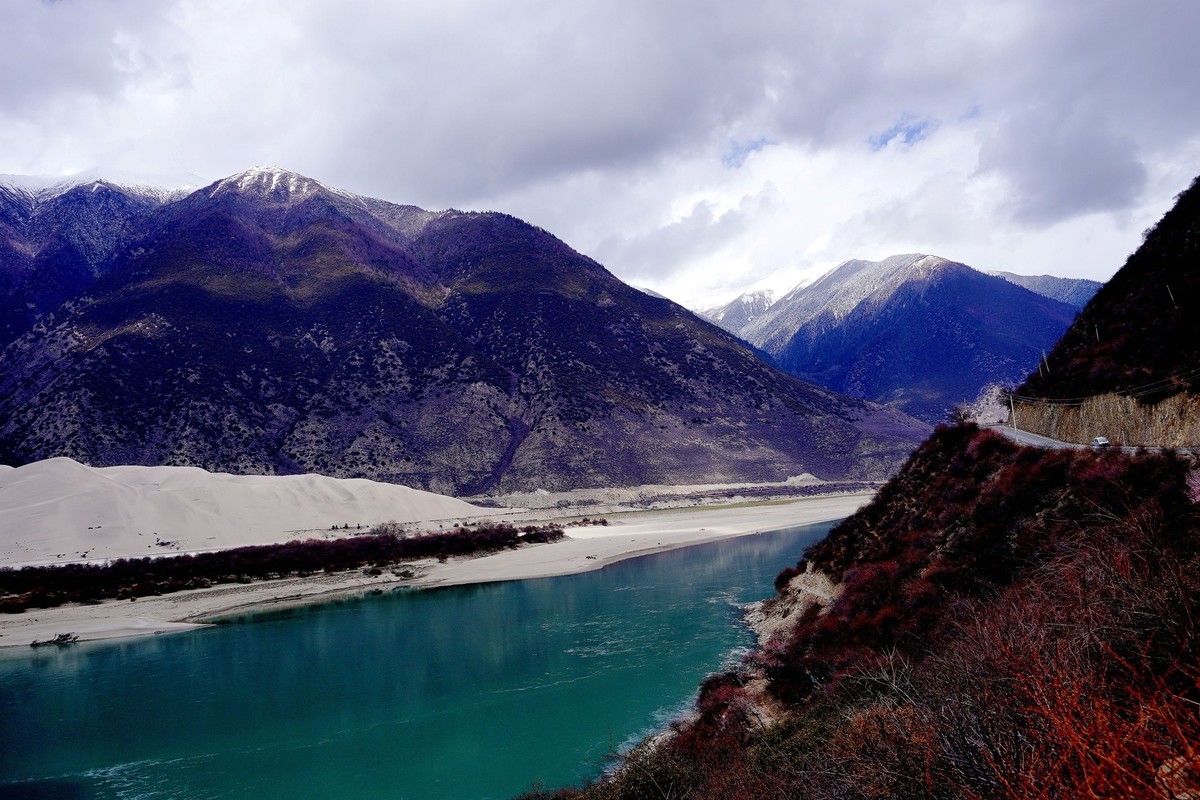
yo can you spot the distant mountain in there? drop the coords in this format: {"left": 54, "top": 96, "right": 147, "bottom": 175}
{"left": 0, "top": 168, "right": 927, "bottom": 493}
{"left": 698, "top": 290, "right": 775, "bottom": 337}
{"left": 633, "top": 285, "right": 668, "bottom": 300}
{"left": 988, "top": 271, "right": 1102, "bottom": 308}
{"left": 1019, "top": 175, "right": 1200, "bottom": 400}
{"left": 0, "top": 180, "right": 171, "bottom": 345}
{"left": 741, "top": 254, "right": 1079, "bottom": 422}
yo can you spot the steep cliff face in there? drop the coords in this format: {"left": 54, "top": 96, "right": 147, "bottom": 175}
{"left": 0, "top": 169, "right": 927, "bottom": 492}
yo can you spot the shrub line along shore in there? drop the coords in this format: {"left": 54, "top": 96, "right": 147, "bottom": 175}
{"left": 0, "top": 492, "right": 871, "bottom": 650}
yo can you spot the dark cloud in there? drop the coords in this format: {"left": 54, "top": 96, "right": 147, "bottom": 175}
{"left": 978, "top": 106, "right": 1148, "bottom": 224}
{"left": 0, "top": 0, "right": 1197, "bottom": 301}
{"left": 0, "top": 1, "right": 180, "bottom": 110}
{"left": 592, "top": 189, "right": 776, "bottom": 283}
{"left": 965, "top": 0, "right": 1199, "bottom": 224}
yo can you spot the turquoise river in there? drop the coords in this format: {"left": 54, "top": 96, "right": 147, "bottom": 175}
{"left": 0, "top": 522, "right": 833, "bottom": 800}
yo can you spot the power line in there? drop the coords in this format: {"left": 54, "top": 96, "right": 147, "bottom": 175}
{"left": 1009, "top": 365, "right": 1200, "bottom": 405}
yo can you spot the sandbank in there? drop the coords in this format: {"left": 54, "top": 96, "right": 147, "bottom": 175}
{"left": 0, "top": 457, "right": 490, "bottom": 567}
{"left": 0, "top": 493, "right": 869, "bottom": 650}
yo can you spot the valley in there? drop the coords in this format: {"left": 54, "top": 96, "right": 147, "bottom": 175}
{"left": 1, "top": 167, "right": 1195, "bottom": 800}
{"left": 3, "top": 5, "right": 1197, "bottom": 800}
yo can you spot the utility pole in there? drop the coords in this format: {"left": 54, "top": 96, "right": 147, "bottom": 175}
{"left": 1009, "top": 393, "right": 1018, "bottom": 431}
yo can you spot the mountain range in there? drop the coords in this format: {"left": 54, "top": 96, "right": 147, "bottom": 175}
{"left": 0, "top": 168, "right": 926, "bottom": 494}
{"left": 987, "top": 270, "right": 1101, "bottom": 309}
{"left": 700, "top": 254, "right": 1089, "bottom": 423}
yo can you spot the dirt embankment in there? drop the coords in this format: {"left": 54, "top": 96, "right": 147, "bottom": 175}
{"left": 1012, "top": 392, "right": 1200, "bottom": 447}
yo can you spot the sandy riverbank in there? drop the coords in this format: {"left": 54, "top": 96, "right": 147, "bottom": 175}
{"left": 0, "top": 493, "right": 869, "bottom": 650}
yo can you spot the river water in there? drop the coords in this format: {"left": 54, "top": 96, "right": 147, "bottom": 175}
{"left": 0, "top": 522, "right": 833, "bottom": 800}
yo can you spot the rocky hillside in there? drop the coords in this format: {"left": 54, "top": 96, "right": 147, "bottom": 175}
{"left": 0, "top": 168, "right": 927, "bottom": 493}
{"left": 1019, "top": 175, "right": 1200, "bottom": 401}
{"left": 0, "top": 180, "right": 166, "bottom": 346}
{"left": 742, "top": 254, "right": 1079, "bottom": 423}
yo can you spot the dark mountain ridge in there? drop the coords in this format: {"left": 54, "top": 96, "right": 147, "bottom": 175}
{"left": 0, "top": 168, "right": 927, "bottom": 493}
{"left": 1019, "top": 175, "right": 1200, "bottom": 401}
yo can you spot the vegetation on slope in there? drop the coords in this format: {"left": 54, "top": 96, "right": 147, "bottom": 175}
{"left": 0, "top": 522, "right": 564, "bottom": 613}
{"left": 1018, "top": 175, "right": 1200, "bottom": 402}
{"left": 1006, "top": 174, "right": 1200, "bottom": 446}
{"left": 530, "top": 425, "right": 1200, "bottom": 799}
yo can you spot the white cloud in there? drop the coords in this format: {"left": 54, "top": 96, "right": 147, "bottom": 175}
{"left": 1, "top": 0, "right": 1197, "bottom": 307}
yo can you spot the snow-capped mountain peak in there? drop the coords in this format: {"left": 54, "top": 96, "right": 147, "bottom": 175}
{"left": 209, "top": 166, "right": 325, "bottom": 201}
{"left": 696, "top": 289, "right": 775, "bottom": 335}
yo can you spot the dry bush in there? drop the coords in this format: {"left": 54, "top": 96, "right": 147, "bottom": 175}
{"left": 920, "top": 522, "right": 1200, "bottom": 800}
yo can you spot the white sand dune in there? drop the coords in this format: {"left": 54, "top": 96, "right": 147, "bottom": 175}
{"left": 0, "top": 457, "right": 488, "bottom": 566}
{"left": 0, "top": 457, "right": 873, "bottom": 649}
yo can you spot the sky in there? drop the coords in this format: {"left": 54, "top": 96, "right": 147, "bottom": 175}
{"left": 2, "top": 0, "right": 1198, "bottom": 309}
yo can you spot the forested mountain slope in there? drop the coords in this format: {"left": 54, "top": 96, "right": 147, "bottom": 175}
{"left": 1019, "top": 175, "right": 1200, "bottom": 401}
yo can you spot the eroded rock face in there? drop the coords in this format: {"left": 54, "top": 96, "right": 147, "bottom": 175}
{"left": 744, "top": 564, "right": 840, "bottom": 647}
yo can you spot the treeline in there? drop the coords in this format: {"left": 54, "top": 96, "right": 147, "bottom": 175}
{"left": 0, "top": 522, "right": 564, "bottom": 614}
{"left": 526, "top": 425, "right": 1200, "bottom": 800}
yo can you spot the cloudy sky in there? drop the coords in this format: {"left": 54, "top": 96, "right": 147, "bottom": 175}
{"left": 2, "top": 0, "right": 1198, "bottom": 307}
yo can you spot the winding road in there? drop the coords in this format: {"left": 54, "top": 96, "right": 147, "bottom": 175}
{"left": 987, "top": 424, "right": 1197, "bottom": 454}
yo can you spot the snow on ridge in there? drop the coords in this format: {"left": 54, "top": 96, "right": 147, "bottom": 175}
{"left": 210, "top": 166, "right": 326, "bottom": 199}
{"left": 0, "top": 173, "right": 196, "bottom": 206}
{"left": 743, "top": 253, "right": 959, "bottom": 350}
{"left": 0, "top": 173, "right": 101, "bottom": 202}
{"left": 206, "top": 167, "right": 386, "bottom": 211}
